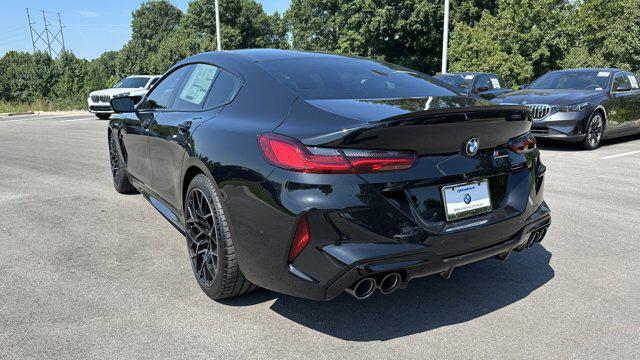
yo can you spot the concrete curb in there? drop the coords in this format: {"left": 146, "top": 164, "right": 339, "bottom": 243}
{"left": 7, "top": 111, "right": 35, "bottom": 116}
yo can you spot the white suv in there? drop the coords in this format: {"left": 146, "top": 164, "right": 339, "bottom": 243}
{"left": 88, "top": 75, "right": 160, "bottom": 119}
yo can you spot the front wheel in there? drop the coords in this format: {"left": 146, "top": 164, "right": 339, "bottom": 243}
{"left": 184, "top": 174, "right": 257, "bottom": 300}
{"left": 582, "top": 112, "right": 604, "bottom": 150}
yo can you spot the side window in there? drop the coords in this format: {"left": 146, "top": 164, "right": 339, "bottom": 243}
{"left": 613, "top": 72, "right": 631, "bottom": 91}
{"left": 204, "top": 69, "right": 242, "bottom": 109}
{"left": 173, "top": 64, "right": 220, "bottom": 111}
{"left": 626, "top": 72, "right": 639, "bottom": 89}
{"left": 144, "top": 66, "right": 192, "bottom": 110}
{"left": 475, "top": 75, "right": 492, "bottom": 90}
{"left": 489, "top": 75, "right": 504, "bottom": 89}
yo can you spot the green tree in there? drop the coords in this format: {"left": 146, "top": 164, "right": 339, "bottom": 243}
{"left": 337, "top": 0, "right": 444, "bottom": 73}
{"left": 561, "top": 0, "right": 640, "bottom": 70}
{"left": 285, "top": 0, "right": 341, "bottom": 51}
{"left": 86, "top": 51, "right": 120, "bottom": 92}
{"left": 182, "top": 0, "right": 284, "bottom": 49}
{"left": 50, "top": 51, "right": 90, "bottom": 106}
{"left": 0, "top": 51, "right": 54, "bottom": 102}
{"left": 450, "top": 0, "right": 499, "bottom": 24}
{"left": 116, "top": 0, "right": 183, "bottom": 76}
{"left": 449, "top": 0, "right": 578, "bottom": 84}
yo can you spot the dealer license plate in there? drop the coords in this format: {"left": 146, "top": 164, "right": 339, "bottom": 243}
{"left": 441, "top": 180, "right": 492, "bottom": 221}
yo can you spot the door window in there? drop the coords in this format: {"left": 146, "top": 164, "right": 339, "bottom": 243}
{"left": 474, "top": 75, "right": 492, "bottom": 90}
{"left": 489, "top": 75, "right": 505, "bottom": 89}
{"left": 173, "top": 64, "right": 220, "bottom": 111}
{"left": 613, "top": 72, "right": 631, "bottom": 91}
{"left": 204, "top": 69, "right": 242, "bottom": 109}
{"left": 626, "top": 72, "right": 639, "bottom": 89}
{"left": 143, "top": 65, "right": 192, "bottom": 110}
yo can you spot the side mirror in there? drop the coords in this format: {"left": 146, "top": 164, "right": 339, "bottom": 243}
{"left": 615, "top": 84, "right": 632, "bottom": 92}
{"left": 518, "top": 84, "right": 529, "bottom": 90}
{"left": 110, "top": 96, "right": 136, "bottom": 113}
{"left": 476, "top": 86, "right": 490, "bottom": 93}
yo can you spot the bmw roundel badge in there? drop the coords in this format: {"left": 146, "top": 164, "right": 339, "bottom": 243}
{"left": 464, "top": 193, "right": 472, "bottom": 204}
{"left": 465, "top": 138, "right": 480, "bottom": 157}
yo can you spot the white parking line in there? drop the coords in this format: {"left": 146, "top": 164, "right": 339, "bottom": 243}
{"left": 601, "top": 150, "right": 640, "bottom": 160}
{"left": 58, "top": 118, "right": 95, "bottom": 123}
{"left": 0, "top": 114, "right": 92, "bottom": 124}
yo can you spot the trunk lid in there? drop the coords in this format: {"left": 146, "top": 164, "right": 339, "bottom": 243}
{"left": 277, "top": 96, "right": 531, "bottom": 155}
{"left": 276, "top": 96, "right": 536, "bottom": 237}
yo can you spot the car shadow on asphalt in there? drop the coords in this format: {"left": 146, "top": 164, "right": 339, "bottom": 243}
{"left": 221, "top": 245, "right": 554, "bottom": 342}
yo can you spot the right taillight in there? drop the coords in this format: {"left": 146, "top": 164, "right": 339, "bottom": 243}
{"left": 509, "top": 133, "right": 537, "bottom": 154}
{"left": 258, "top": 133, "right": 416, "bottom": 174}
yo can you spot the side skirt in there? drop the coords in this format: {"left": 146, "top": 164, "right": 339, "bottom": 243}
{"left": 129, "top": 177, "right": 186, "bottom": 236}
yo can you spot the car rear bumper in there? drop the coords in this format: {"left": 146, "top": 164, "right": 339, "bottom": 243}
{"left": 224, "top": 152, "right": 550, "bottom": 301}
{"left": 323, "top": 203, "right": 550, "bottom": 300}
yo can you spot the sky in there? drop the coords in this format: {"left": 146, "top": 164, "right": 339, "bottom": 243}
{"left": 0, "top": 0, "right": 291, "bottom": 59}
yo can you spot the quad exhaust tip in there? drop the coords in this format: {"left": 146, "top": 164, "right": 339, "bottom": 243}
{"left": 515, "top": 227, "right": 549, "bottom": 252}
{"left": 378, "top": 273, "right": 401, "bottom": 294}
{"left": 346, "top": 277, "right": 376, "bottom": 300}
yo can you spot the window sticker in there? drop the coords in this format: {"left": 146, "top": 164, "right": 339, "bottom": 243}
{"left": 490, "top": 78, "right": 501, "bottom": 89}
{"left": 597, "top": 71, "right": 610, "bottom": 77}
{"left": 179, "top": 65, "right": 218, "bottom": 105}
{"left": 464, "top": 75, "right": 475, "bottom": 80}
{"left": 628, "top": 75, "right": 639, "bottom": 89}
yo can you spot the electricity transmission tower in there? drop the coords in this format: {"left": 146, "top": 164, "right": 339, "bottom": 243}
{"left": 26, "top": 9, "right": 66, "bottom": 56}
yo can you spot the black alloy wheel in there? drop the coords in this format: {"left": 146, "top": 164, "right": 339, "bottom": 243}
{"left": 583, "top": 112, "right": 604, "bottom": 150}
{"left": 185, "top": 188, "right": 219, "bottom": 288}
{"left": 183, "top": 174, "right": 257, "bottom": 300}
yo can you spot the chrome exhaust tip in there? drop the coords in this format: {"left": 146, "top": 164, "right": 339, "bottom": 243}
{"left": 346, "top": 277, "right": 376, "bottom": 300}
{"left": 378, "top": 273, "right": 401, "bottom": 294}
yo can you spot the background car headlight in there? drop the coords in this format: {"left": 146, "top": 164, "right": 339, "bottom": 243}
{"left": 114, "top": 92, "right": 130, "bottom": 98}
{"left": 556, "top": 102, "right": 589, "bottom": 112}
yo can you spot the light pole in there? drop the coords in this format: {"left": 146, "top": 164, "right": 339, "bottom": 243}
{"left": 441, "top": 0, "right": 450, "bottom": 74}
{"left": 215, "top": 0, "right": 222, "bottom": 51}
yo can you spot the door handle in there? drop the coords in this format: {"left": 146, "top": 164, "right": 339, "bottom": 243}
{"left": 178, "top": 120, "right": 193, "bottom": 133}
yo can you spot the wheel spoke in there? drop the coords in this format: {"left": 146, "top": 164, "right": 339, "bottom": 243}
{"left": 185, "top": 187, "right": 220, "bottom": 288}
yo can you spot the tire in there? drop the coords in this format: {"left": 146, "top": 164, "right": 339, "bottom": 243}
{"left": 184, "top": 174, "right": 257, "bottom": 300}
{"left": 582, "top": 111, "right": 604, "bottom": 150}
{"left": 108, "top": 132, "right": 135, "bottom": 194}
{"left": 96, "top": 113, "right": 111, "bottom": 120}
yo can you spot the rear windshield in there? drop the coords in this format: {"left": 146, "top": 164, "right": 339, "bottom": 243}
{"left": 529, "top": 71, "right": 610, "bottom": 90}
{"left": 259, "top": 58, "right": 457, "bottom": 100}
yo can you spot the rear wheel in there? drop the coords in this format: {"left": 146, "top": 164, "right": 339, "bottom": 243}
{"left": 108, "top": 133, "right": 135, "bottom": 193}
{"left": 582, "top": 112, "right": 604, "bottom": 150}
{"left": 96, "top": 113, "right": 111, "bottom": 120}
{"left": 184, "top": 174, "right": 256, "bottom": 300}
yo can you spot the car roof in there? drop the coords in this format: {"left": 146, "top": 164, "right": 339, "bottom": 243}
{"left": 180, "top": 49, "right": 371, "bottom": 68}
{"left": 549, "top": 68, "right": 623, "bottom": 73}
{"left": 442, "top": 72, "right": 495, "bottom": 76}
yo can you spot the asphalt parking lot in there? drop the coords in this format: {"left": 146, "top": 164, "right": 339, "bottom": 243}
{"left": 1, "top": 112, "right": 639, "bottom": 359}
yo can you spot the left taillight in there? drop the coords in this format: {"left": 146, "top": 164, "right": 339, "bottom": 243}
{"left": 288, "top": 214, "right": 310, "bottom": 262}
{"left": 509, "top": 133, "right": 537, "bottom": 154}
{"left": 258, "top": 133, "right": 416, "bottom": 174}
